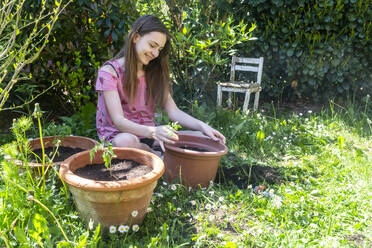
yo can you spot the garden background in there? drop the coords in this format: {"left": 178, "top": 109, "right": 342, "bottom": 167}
{"left": 0, "top": 0, "right": 371, "bottom": 247}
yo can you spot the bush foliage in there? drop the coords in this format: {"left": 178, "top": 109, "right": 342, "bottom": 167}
{"left": 0, "top": 0, "right": 68, "bottom": 111}
{"left": 27, "top": 1, "right": 140, "bottom": 114}
{"left": 5, "top": 0, "right": 371, "bottom": 112}
{"left": 230, "top": 0, "right": 371, "bottom": 102}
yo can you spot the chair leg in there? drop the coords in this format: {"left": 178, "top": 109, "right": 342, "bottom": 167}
{"left": 217, "top": 85, "right": 222, "bottom": 107}
{"left": 253, "top": 91, "right": 260, "bottom": 110}
{"left": 228, "top": 92, "right": 232, "bottom": 108}
{"left": 243, "top": 90, "right": 250, "bottom": 113}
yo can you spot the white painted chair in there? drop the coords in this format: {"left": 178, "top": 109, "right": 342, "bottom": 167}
{"left": 217, "top": 56, "right": 264, "bottom": 112}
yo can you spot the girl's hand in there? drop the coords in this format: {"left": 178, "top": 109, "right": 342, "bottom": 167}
{"left": 200, "top": 123, "right": 226, "bottom": 144}
{"left": 151, "top": 125, "right": 179, "bottom": 144}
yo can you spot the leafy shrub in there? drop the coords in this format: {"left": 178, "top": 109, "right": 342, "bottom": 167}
{"left": 154, "top": 0, "right": 257, "bottom": 106}
{"left": 9, "top": 1, "right": 139, "bottom": 113}
{"left": 139, "top": 0, "right": 371, "bottom": 106}
{"left": 0, "top": 0, "right": 67, "bottom": 110}
{"left": 229, "top": 0, "right": 372, "bottom": 103}
{"left": 7, "top": 0, "right": 371, "bottom": 114}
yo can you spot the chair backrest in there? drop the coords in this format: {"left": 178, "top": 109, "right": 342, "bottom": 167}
{"left": 229, "top": 56, "right": 264, "bottom": 85}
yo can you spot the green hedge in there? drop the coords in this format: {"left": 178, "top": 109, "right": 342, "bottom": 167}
{"left": 230, "top": 0, "right": 372, "bottom": 103}
{"left": 145, "top": 0, "right": 372, "bottom": 105}
{"left": 8, "top": 0, "right": 371, "bottom": 113}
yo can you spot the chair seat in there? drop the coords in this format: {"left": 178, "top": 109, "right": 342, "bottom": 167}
{"left": 219, "top": 81, "right": 261, "bottom": 89}
{"left": 217, "top": 56, "right": 264, "bottom": 112}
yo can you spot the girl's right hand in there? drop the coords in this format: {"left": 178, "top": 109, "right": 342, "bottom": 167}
{"left": 151, "top": 125, "right": 179, "bottom": 144}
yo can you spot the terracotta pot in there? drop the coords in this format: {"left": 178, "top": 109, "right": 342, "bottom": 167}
{"left": 27, "top": 135, "right": 98, "bottom": 167}
{"left": 164, "top": 134, "right": 228, "bottom": 188}
{"left": 59, "top": 148, "right": 165, "bottom": 228}
{"left": 8, "top": 136, "right": 98, "bottom": 177}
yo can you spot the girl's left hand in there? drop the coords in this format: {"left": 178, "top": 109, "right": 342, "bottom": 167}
{"left": 200, "top": 123, "right": 226, "bottom": 144}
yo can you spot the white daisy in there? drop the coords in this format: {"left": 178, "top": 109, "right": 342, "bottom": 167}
{"left": 118, "top": 225, "right": 128, "bottom": 233}
{"left": 132, "top": 224, "right": 139, "bottom": 232}
{"left": 88, "top": 219, "right": 94, "bottom": 230}
{"left": 208, "top": 215, "right": 215, "bottom": 222}
{"left": 109, "top": 225, "right": 116, "bottom": 233}
{"left": 131, "top": 210, "right": 138, "bottom": 217}
{"left": 309, "top": 223, "right": 318, "bottom": 229}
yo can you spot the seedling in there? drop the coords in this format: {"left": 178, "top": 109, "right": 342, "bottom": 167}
{"left": 158, "top": 122, "right": 182, "bottom": 151}
{"left": 167, "top": 121, "right": 182, "bottom": 136}
{"left": 90, "top": 137, "right": 117, "bottom": 178}
{"left": 168, "top": 121, "right": 182, "bottom": 130}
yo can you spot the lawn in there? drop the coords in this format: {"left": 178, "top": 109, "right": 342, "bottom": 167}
{"left": 0, "top": 101, "right": 371, "bottom": 247}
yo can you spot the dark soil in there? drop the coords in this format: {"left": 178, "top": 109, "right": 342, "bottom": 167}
{"left": 345, "top": 234, "right": 370, "bottom": 248}
{"left": 74, "top": 158, "right": 152, "bottom": 181}
{"left": 216, "top": 164, "right": 283, "bottom": 189}
{"left": 179, "top": 145, "right": 210, "bottom": 152}
{"left": 31, "top": 146, "right": 85, "bottom": 162}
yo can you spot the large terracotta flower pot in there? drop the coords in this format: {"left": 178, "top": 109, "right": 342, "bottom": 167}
{"left": 59, "top": 148, "right": 165, "bottom": 228}
{"left": 27, "top": 135, "right": 98, "bottom": 168}
{"left": 164, "top": 133, "right": 228, "bottom": 188}
{"left": 8, "top": 135, "right": 98, "bottom": 177}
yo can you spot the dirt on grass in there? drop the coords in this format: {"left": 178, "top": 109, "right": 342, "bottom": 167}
{"left": 345, "top": 234, "right": 371, "bottom": 248}
{"left": 216, "top": 164, "right": 284, "bottom": 189}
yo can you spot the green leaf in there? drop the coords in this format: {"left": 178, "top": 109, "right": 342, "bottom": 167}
{"left": 77, "top": 232, "right": 88, "bottom": 248}
{"left": 112, "top": 31, "right": 118, "bottom": 41}
{"left": 29, "top": 230, "right": 42, "bottom": 246}
{"left": 33, "top": 213, "right": 48, "bottom": 234}
{"left": 57, "top": 241, "right": 71, "bottom": 248}
{"left": 225, "top": 241, "right": 238, "bottom": 248}
{"left": 337, "top": 136, "right": 344, "bottom": 149}
{"left": 14, "top": 227, "right": 29, "bottom": 246}
{"left": 256, "top": 130, "right": 265, "bottom": 144}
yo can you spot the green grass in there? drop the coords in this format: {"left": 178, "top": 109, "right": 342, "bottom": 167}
{"left": 0, "top": 101, "right": 371, "bottom": 247}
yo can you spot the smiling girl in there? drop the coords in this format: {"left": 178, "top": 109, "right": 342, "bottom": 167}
{"left": 95, "top": 15, "right": 225, "bottom": 152}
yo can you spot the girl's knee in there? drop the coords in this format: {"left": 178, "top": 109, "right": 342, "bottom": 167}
{"left": 112, "top": 133, "right": 140, "bottom": 148}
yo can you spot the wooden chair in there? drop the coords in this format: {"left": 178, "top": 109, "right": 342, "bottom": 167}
{"left": 217, "top": 56, "right": 264, "bottom": 112}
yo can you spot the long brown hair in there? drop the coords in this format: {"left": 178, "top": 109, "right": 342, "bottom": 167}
{"left": 115, "top": 15, "right": 171, "bottom": 107}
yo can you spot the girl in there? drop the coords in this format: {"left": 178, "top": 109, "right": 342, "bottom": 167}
{"left": 96, "top": 15, "right": 225, "bottom": 152}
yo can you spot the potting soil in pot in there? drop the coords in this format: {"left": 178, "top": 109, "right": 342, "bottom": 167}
{"left": 31, "top": 147, "right": 85, "bottom": 163}
{"left": 178, "top": 145, "right": 210, "bottom": 152}
{"left": 74, "top": 159, "right": 152, "bottom": 181}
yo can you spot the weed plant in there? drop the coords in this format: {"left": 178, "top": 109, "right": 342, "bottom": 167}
{"left": 0, "top": 100, "right": 371, "bottom": 247}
